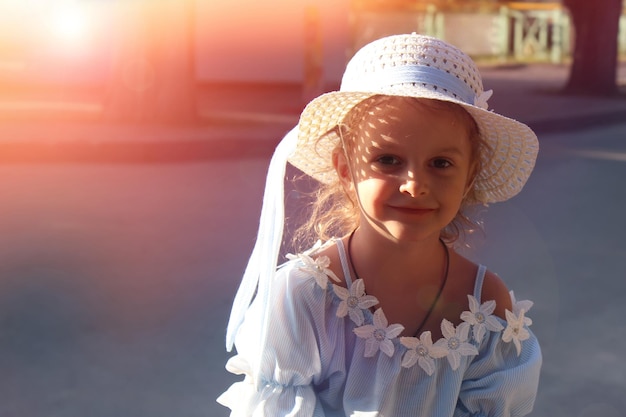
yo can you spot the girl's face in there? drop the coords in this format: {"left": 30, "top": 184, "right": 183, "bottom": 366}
{"left": 335, "top": 97, "right": 475, "bottom": 244}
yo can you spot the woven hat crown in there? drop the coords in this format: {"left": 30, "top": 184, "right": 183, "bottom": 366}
{"left": 340, "top": 34, "right": 485, "bottom": 104}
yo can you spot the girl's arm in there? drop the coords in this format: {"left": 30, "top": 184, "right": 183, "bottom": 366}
{"left": 218, "top": 262, "right": 329, "bottom": 416}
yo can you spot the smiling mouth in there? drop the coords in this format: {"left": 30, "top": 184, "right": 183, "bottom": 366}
{"left": 390, "top": 206, "right": 436, "bottom": 215}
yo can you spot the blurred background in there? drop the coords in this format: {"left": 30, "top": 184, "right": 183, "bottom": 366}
{"left": 0, "top": 0, "right": 625, "bottom": 416}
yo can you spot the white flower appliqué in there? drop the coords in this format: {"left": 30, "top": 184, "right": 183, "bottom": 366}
{"left": 400, "top": 332, "right": 448, "bottom": 375}
{"left": 354, "top": 308, "right": 404, "bottom": 358}
{"left": 502, "top": 309, "right": 530, "bottom": 356}
{"left": 474, "top": 89, "right": 493, "bottom": 110}
{"left": 434, "top": 320, "right": 478, "bottom": 370}
{"left": 333, "top": 279, "right": 379, "bottom": 326}
{"left": 460, "top": 295, "right": 504, "bottom": 342}
{"left": 289, "top": 253, "right": 340, "bottom": 289}
{"left": 510, "top": 290, "right": 534, "bottom": 326}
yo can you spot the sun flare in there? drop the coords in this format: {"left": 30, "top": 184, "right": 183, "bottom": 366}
{"left": 48, "top": 5, "right": 91, "bottom": 45}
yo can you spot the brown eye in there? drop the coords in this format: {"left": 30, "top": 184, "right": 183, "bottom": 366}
{"left": 376, "top": 155, "right": 401, "bottom": 166}
{"left": 432, "top": 158, "right": 452, "bottom": 169}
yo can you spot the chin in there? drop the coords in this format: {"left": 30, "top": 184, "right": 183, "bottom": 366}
{"left": 382, "top": 225, "right": 442, "bottom": 244}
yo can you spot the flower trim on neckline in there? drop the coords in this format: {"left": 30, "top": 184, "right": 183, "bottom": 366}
{"left": 354, "top": 308, "right": 404, "bottom": 357}
{"left": 286, "top": 243, "right": 340, "bottom": 289}
{"left": 288, "top": 252, "right": 534, "bottom": 374}
{"left": 333, "top": 279, "right": 379, "bottom": 326}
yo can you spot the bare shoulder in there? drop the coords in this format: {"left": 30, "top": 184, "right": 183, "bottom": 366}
{"left": 481, "top": 269, "right": 513, "bottom": 320}
{"left": 450, "top": 251, "right": 512, "bottom": 320}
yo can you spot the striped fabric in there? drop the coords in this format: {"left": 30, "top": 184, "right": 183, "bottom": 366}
{"left": 218, "top": 245, "right": 542, "bottom": 417}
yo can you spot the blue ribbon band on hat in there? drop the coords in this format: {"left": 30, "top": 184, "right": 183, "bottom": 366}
{"left": 341, "top": 64, "right": 477, "bottom": 105}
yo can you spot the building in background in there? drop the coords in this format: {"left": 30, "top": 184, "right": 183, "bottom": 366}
{"left": 2, "top": 0, "right": 623, "bottom": 113}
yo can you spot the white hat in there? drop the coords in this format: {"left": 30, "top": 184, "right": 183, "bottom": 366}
{"left": 289, "top": 33, "right": 538, "bottom": 203}
{"left": 226, "top": 33, "right": 539, "bottom": 351}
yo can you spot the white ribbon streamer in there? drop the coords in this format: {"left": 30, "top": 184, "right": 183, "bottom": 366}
{"left": 225, "top": 127, "right": 298, "bottom": 351}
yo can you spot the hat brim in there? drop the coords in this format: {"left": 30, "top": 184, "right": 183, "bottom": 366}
{"left": 288, "top": 87, "right": 538, "bottom": 204}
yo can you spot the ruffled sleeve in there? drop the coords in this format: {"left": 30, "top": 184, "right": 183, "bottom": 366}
{"left": 454, "top": 324, "right": 542, "bottom": 417}
{"left": 217, "top": 261, "right": 331, "bottom": 417}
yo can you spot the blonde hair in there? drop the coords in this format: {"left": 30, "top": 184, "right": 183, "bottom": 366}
{"left": 291, "top": 95, "right": 492, "bottom": 252}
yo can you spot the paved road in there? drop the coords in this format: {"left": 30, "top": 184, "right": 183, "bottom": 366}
{"left": 470, "top": 123, "right": 626, "bottom": 417}
{"left": 0, "top": 159, "right": 262, "bottom": 416}
{"left": 1, "top": 122, "right": 625, "bottom": 416}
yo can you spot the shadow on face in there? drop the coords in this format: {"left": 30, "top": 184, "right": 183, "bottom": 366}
{"left": 340, "top": 96, "right": 479, "bottom": 185}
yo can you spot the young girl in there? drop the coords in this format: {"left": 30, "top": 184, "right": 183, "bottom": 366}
{"left": 218, "top": 33, "right": 541, "bottom": 416}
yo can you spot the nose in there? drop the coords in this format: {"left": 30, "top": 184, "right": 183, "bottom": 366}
{"left": 399, "top": 171, "right": 426, "bottom": 197}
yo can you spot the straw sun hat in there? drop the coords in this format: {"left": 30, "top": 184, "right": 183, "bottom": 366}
{"left": 288, "top": 33, "right": 538, "bottom": 203}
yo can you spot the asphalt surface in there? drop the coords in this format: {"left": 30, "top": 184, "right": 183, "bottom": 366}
{"left": 1, "top": 63, "right": 626, "bottom": 416}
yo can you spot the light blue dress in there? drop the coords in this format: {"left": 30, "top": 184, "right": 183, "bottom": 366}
{"left": 218, "top": 240, "right": 542, "bottom": 417}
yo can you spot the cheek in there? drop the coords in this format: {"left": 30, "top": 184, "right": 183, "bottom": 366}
{"left": 433, "top": 176, "right": 468, "bottom": 207}
{"left": 356, "top": 178, "right": 393, "bottom": 209}
{"left": 453, "top": 178, "right": 470, "bottom": 200}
